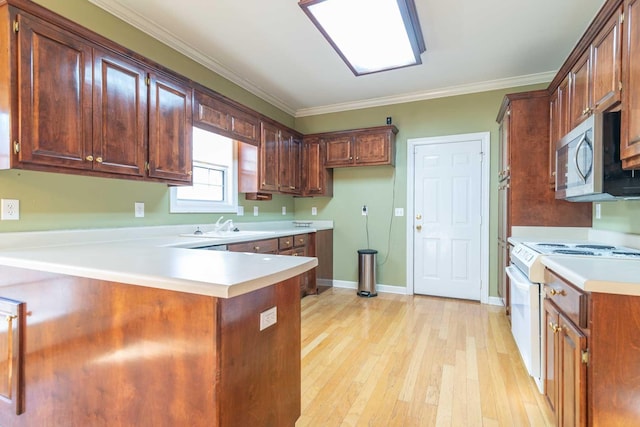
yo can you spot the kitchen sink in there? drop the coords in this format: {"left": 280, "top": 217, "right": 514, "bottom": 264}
{"left": 179, "top": 230, "right": 276, "bottom": 239}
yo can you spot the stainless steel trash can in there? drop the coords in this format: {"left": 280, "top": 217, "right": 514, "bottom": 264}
{"left": 357, "top": 249, "right": 377, "bottom": 297}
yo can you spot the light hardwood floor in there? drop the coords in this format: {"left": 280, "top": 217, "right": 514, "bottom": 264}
{"left": 297, "top": 288, "right": 553, "bottom": 427}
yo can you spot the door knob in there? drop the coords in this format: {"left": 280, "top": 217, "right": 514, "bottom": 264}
{"left": 416, "top": 225, "right": 422, "bottom": 231}
{"left": 416, "top": 214, "right": 422, "bottom": 220}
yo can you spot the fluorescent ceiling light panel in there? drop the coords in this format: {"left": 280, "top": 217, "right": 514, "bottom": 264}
{"left": 300, "top": 0, "right": 425, "bottom": 75}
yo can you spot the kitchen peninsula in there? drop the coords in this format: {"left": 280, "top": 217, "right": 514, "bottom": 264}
{"left": 0, "top": 224, "right": 320, "bottom": 426}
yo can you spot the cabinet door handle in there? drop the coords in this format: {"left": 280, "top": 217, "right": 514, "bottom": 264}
{"left": 416, "top": 225, "right": 422, "bottom": 231}
{"left": 95, "top": 157, "right": 103, "bottom": 163}
{"left": 349, "top": 156, "right": 353, "bottom": 160}
{"left": 548, "top": 288, "right": 566, "bottom": 297}
{"left": 86, "top": 155, "right": 94, "bottom": 161}
{"left": 254, "top": 246, "right": 260, "bottom": 251}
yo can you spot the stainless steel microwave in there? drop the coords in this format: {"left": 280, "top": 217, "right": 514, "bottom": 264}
{"left": 555, "top": 111, "right": 640, "bottom": 201}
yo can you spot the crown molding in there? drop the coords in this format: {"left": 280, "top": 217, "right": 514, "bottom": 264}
{"left": 294, "top": 71, "right": 555, "bottom": 117}
{"left": 88, "top": 0, "right": 297, "bottom": 116}
{"left": 89, "top": 1, "right": 553, "bottom": 119}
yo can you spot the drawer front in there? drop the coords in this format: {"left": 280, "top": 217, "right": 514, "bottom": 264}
{"left": 293, "top": 234, "right": 307, "bottom": 248}
{"left": 544, "top": 269, "right": 588, "bottom": 329}
{"left": 278, "top": 236, "right": 294, "bottom": 251}
{"left": 228, "top": 238, "right": 278, "bottom": 254}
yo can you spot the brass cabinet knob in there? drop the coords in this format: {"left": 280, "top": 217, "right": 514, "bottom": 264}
{"left": 416, "top": 225, "right": 422, "bottom": 231}
{"left": 548, "top": 288, "right": 566, "bottom": 297}
{"left": 86, "top": 155, "right": 94, "bottom": 161}
{"left": 548, "top": 322, "right": 562, "bottom": 333}
{"left": 285, "top": 240, "right": 290, "bottom": 245}
{"left": 416, "top": 214, "right": 422, "bottom": 220}
{"left": 187, "top": 171, "right": 193, "bottom": 176}
{"left": 254, "top": 246, "right": 260, "bottom": 251}
{"left": 95, "top": 157, "right": 103, "bottom": 163}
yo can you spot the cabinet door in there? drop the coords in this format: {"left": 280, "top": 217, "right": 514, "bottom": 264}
{"left": 193, "top": 90, "right": 259, "bottom": 145}
{"left": 16, "top": 13, "right": 93, "bottom": 170}
{"left": 544, "top": 300, "right": 560, "bottom": 422}
{"left": 278, "top": 129, "right": 301, "bottom": 194}
{"left": 558, "top": 75, "right": 571, "bottom": 138}
{"left": 148, "top": 72, "right": 193, "bottom": 183}
{"left": 93, "top": 50, "right": 147, "bottom": 176}
{"left": 558, "top": 314, "right": 587, "bottom": 427}
{"left": 621, "top": 0, "right": 640, "bottom": 167}
{"left": 591, "top": 6, "right": 623, "bottom": 113}
{"left": 549, "top": 91, "right": 559, "bottom": 188}
{"left": 569, "top": 51, "right": 591, "bottom": 128}
{"left": 324, "top": 135, "right": 353, "bottom": 167}
{"left": 259, "top": 122, "right": 279, "bottom": 191}
{"left": 354, "top": 130, "right": 393, "bottom": 165}
{"left": 0, "top": 298, "right": 25, "bottom": 415}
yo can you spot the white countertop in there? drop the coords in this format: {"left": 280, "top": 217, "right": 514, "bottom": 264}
{"left": 542, "top": 255, "right": 640, "bottom": 296}
{"left": 0, "top": 221, "right": 331, "bottom": 298}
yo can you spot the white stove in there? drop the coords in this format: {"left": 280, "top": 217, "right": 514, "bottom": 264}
{"left": 511, "top": 241, "right": 640, "bottom": 283}
{"left": 506, "top": 240, "right": 640, "bottom": 394}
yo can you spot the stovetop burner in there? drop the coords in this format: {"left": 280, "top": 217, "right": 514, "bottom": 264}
{"left": 536, "top": 243, "right": 569, "bottom": 248}
{"left": 575, "top": 244, "right": 616, "bottom": 250}
{"left": 552, "top": 249, "right": 596, "bottom": 255}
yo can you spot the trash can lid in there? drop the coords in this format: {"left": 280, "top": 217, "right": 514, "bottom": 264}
{"left": 358, "top": 249, "right": 378, "bottom": 254}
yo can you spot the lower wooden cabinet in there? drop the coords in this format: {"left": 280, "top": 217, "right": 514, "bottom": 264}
{"left": 543, "top": 268, "right": 640, "bottom": 426}
{"left": 228, "top": 233, "right": 317, "bottom": 297}
{"left": 544, "top": 298, "right": 587, "bottom": 427}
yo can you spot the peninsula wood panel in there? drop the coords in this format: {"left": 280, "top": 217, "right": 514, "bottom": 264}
{"left": 0, "top": 265, "right": 302, "bottom": 426}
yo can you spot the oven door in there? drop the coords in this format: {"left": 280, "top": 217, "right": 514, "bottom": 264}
{"left": 506, "top": 265, "right": 541, "bottom": 387}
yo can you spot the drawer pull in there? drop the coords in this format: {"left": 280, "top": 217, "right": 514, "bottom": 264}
{"left": 254, "top": 246, "right": 260, "bottom": 251}
{"left": 548, "top": 288, "right": 566, "bottom": 297}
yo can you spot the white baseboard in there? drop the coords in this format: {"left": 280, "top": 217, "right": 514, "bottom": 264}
{"left": 487, "top": 296, "right": 504, "bottom": 306}
{"left": 331, "top": 280, "right": 408, "bottom": 295}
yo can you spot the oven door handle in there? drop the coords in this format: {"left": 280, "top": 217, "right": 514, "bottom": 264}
{"left": 506, "top": 265, "right": 533, "bottom": 289}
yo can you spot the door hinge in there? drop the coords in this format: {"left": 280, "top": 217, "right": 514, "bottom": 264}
{"left": 13, "top": 141, "right": 20, "bottom": 154}
{"left": 620, "top": 12, "right": 624, "bottom": 24}
{"left": 619, "top": 81, "right": 623, "bottom": 92}
{"left": 13, "top": 20, "right": 18, "bottom": 33}
{"left": 145, "top": 76, "right": 150, "bottom": 86}
{"left": 144, "top": 161, "right": 150, "bottom": 171}
{"left": 581, "top": 349, "right": 589, "bottom": 365}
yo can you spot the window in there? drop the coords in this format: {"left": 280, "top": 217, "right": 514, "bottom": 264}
{"left": 170, "top": 127, "right": 238, "bottom": 213}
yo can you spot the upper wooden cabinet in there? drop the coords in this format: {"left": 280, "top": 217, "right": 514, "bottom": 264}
{"left": 548, "top": 76, "right": 570, "bottom": 188}
{"left": 302, "top": 136, "right": 333, "bottom": 197}
{"left": 147, "top": 72, "right": 193, "bottom": 183}
{"left": 278, "top": 129, "right": 302, "bottom": 194}
{"left": 192, "top": 89, "right": 260, "bottom": 146}
{"left": 621, "top": 0, "right": 640, "bottom": 167}
{"left": 259, "top": 121, "right": 281, "bottom": 193}
{"left": 568, "top": 6, "right": 622, "bottom": 130}
{"left": 323, "top": 125, "right": 398, "bottom": 167}
{"left": 0, "top": 0, "right": 193, "bottom": 184}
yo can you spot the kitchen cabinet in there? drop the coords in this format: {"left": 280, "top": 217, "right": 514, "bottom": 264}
{"left": 302, "top": 136, "right": 333, "bottom": 197}
{"left": 147, "top": 71, "right": 193, "bottom": 183}
{"left": 323, "top": 125, "right": 398, "bottom": 167}
{"left": 192, "top": 88, "right": 260, "bottom": 146}
{"left": 621, "top": 0, "right": 640, "bottom": 167}
{"left": 0, "top": 264, "right": 302, "bottom": 426}
{"left": 1, "top": 0, "right": 192, "bottom": 184}
{"left": 228, "top": 238, "right": 278, "bottom": 254}
{"left": 543, "top": 268, "right": 640, "bottom": 426}
{"left": 496, "top": 90, "right": 592, "bottom": 317}
{"left": 548, "top": 76, "right": 570, "bottom": 188}
{"left": 568, "top": 7, "right": 623, "bottom": 130}
{"left": 258, "top": 122, "right": 280, "bottom": 192}
{"left": 278, "top": 129, "right": 302, "bottom": 194}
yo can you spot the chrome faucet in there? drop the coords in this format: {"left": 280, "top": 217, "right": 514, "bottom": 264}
{"left": 214, "top": 216, "right": 234, "bottom": 233}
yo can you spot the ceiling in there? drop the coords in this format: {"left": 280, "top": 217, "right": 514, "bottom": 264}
{"left": 88, "top": 0, "right": 607, "bottom": 117}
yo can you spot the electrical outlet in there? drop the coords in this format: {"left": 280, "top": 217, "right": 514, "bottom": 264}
{"left": 1, "top": 199, "right": 19, "bottom": 220}
{"left": 595, "top": 203, "right": 601, "bottom": 219}
{"left": 253, "top": 206, "right": 259, "bottom": 216}
{"left": 282, "top": 206, "right": 286, "bottom": 215}
{"left": 311, "top": 207, "right": 317, "bottom": 216}
{"left": 395, "top": 208, "right": 404, "bottom": 217}
{"left": 259, "top": 306, "right": 277, "bottom": 331}
{"left": 237, "top": 206, "right": 244, "bottom": 216}
{"left": 362, "top": 205, "right": 368, "bottom": 216}
{"left": 134, "top": 202, "right": 144, "bottom": 218}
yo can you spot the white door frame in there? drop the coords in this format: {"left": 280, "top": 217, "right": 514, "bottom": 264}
{"left": 406, "top": 132, "right": 491, "bottom": 304}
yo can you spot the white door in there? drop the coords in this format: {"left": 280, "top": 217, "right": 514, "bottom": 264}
{"left": 413, "top": 139, "right": 482, "bottom": 300}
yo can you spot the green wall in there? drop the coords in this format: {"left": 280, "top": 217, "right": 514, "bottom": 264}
{"left": 3, "top": 0, "right": 640, "bottom": 296}
{"left": 294, "top": 87, "right": 551, "bottom": 293}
